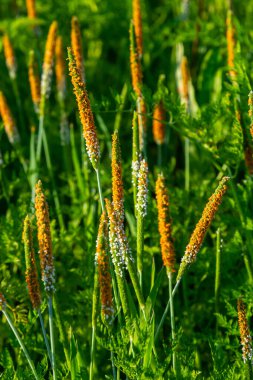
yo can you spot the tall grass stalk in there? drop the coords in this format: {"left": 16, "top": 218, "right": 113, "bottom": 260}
{"left": 185, "top": 137, "right": 190, "bottom": 192}
{"left": 48, "top": 296, "right": 57, "bottom": 380}
{"left": 137, "top": 213, "right": 143, "bottom": 288}
{"left": 95, "top": 168, "right": 105, "bottom": 211}
{"left": 2, "top": 308, "right": 39, "bottom": 380}
{"left": 168, "top": 272, "right": 178, "bottom": 376}
{"left": 38, "top": 309, "right": 52, "bottom": 365}
{"left": 215, "top": 228, "right": 221, "bottom": 333}
{"left": 53, "top": 297, "right": 71, "bottom": 369}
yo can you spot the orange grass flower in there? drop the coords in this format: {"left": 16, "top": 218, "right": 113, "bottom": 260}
{"left": 71, "top": 16, "right": 85, "bottom": 81}
{"left": 132, "top": 0, "right": 143, "bottom": 58}
{"left": 112, "top": 131, "right": 124, "bottom": 223}
{"left": 137, "top": 97, "right": 146, "bottom": 152}
{"left": 181, "top": 56, "right": 189, "bottom": 106}
{"left": 28, "top": 50, "right": 40, "bottom": 113}
{"left": 177, "top": 176, "right": 229, "bottom": 281}
{"left": 153, "top": 102, "right": 166, "bottom": 145}
{"left": 68, "top": 47, "right": 100, "bottom": 169}
{"left": 3, "top": 34, "right": 16, "bottom": 79}
{"left": 226, "top": 10, "right": 236, "bottom": 79}
{"left": 41, "top": 21, "right": 58, "bottom": 100}
{"left": 26, "top": 0, "right": 36, "bottom": 18}
{"left": 0, "top": 293, "right": 6, "bottom": 310}
{"left": 23, "top": 215, "right": 41, "bottom": 310}
{"left": 156, "top": 174, "right": 175, "bottom": 272}
{"left": 248, "top": 91, "right": 253, "bottom": 141}
{"left": 136, "top": 159, "right": 148, "bottom": 217}
{"left": 35, "top": 180, "right": 55, "bottom": 294}
{"left": 237, "top": 299, "right": 253, "bottom": 364}
{"left": 96, "top": 211, "right": 114, "bottom": 320}
{"left": 55, "top": 36, "right": 66, "bottom": 97}
{"left": 0, "top": 91, "right": 20, "bottom": 144}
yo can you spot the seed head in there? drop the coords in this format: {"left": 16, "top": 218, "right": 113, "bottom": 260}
{"left": 130, "top": 23, "right": 142, "bottom": 97}
{"left": 136, "top": 159, "right": 148, "bottom": 218}
{"left": 0, "top": 293, "right": 6, "bottom": 311}
{"left": 35, "top": 180, "right": 55, "bottom": 294}
{"left": 55, "top": 36, "right": 66, "bottom": 97}
{"left": 26, "top": 0, "right": 36, "bottom": 18}
{"left": 0, "top": 91, "right": 20, "bottom": 144}
{"left": 237, "top": 299, "right": 253, "bottom": 364}
{"left": 177, "top": 176, "right": 229, "bottom": 281}
{"left": 156, "top": 174, "right": 175, "bottom": 272}
{"left": 68, "top": 47, "right": 100, "bottom": 169}
{"left": 28, "top": 50, "right": 41, "bottom": 114}
{"left": 181, "top": 56, "right": 189, "bottom": 106}
{"left": 226, "top": 10, "right": 236, "bottom": 79}
{"left": 23, "top": 215, "right": 41, "bottom": 310}
{"left": 132, "top": 0, "right": 143, "bottom": 59}
{"left": 3, "top": 34, "right": 16, "bottom": 79}
{"left": 41, "top": 21, "right": 58, "bottom": 101}
{"left": 112, "top": 131, "right": 124, "bottom": 224}
{"left": 71, "top": 16, "right": 85, "bottom": 82}
{"left": 96, "top": 211, "right": 114, "bottom": 320}
{"left": 153, "top": 102, "right": 166, "bottom": 145}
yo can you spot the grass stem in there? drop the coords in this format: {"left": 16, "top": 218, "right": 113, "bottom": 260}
{"left": 38, "top": 309, "right": 52, "bottom": 366}
{"left": 48, "top": 296, "right": 57, "bottom": 380}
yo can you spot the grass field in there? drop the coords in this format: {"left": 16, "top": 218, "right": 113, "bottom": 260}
{"left": 0, "top": 0, "right": 253, "bottom": 379}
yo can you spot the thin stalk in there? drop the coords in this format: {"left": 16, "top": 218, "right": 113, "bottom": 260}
{"left": 185, "top": 137, "right": 190, "bottom": 192}
{"left": 89, "top": 326, "right": 96, "bottom": 380}
{"left": 95, "top": 168, "right": 104, "bottom": 211}
{"left": 38, "top": 309, "right": 52, "bottom": 365}
{"left": 168, "top": 272, "right": 178, "bottom": 377}
{"left": 48, "top": 296, "right": 56, "bottom": 380}
{"left": 215, "top": 228, "right": 221, "bottom": 334}
{"left": 53, "top": 297, "right": 70, "bottom": 369}
{"left": 114, "top": 83, "right": 128, "bottom": 132}
{"left": 36, "top": 113, "right": 44, "bottom": 163}
{"left": 90, "top": 268, "right": 99, "bottom": 380}
{"left": 155, "top": 279, "right": 181, "bottom": 343}
{"left": 136, "top": 212, "right": 143, "bottom": 289}
{"left": 30, "top": 128, "right": 37, "bottom": 203}
{"left": 243, "top": 254, "right": 253, "bottom": 285}
{"left": 157, "top": 144, "right": 162, "bottom": 167}
{"left": 2, "top": 309, "right": 39, "bottom": 380}
{"left": 246, "top": 361, "right": 253, "bottom": 380}
{"left": 111, "top": 350, "right": 117, "bottom": 380}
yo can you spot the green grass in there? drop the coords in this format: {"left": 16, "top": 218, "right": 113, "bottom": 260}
{"left": 1, "top": 0, "right": 253, "bottom": 379}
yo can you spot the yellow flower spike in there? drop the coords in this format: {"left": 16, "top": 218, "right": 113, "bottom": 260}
{"left": 153, "top": 102, "right": 166, "bottom": 145}
{"left": 55, "top": 36, "right": 66, "bottom": 97}
{"left": 112, "top": 131, "right": 124, "bottom": 224}
{"left": 68, "top": 47, "right": 100, "bottom": 170}
{"left": 28, "top": 50, "right": 41, "bottom": 114}
{"left": 0, "top": 92, "right": 20, "bottom": 144}
{"left": 132, "top": 0, "right": 143, "bottom": 59}
{"left": 71, "top": 16, "right": 85, "bottom": 81}
{"left": 26, "top": 0, "right": 36, "bottom": 18}
{"left": 226, "top": 10, "right": 236, "bottom": 79}
{"left": 237, "top": 299, "right": 253, "bottom": 364}
{"left": 3, "top": 34, "right": 16, "bottom": 79}
{"left": 35, "top": 180, "right": 55, "bottom": 295}
{"left": 156, "top": 174, "right": 175, "bottom": 273}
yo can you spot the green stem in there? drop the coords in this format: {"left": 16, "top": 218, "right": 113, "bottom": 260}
{"left": 69, "top": 124, "right": 86, "bottom": 199}
{"left": 38, "top": 309, "right": 52, "bottom": 366}
{"left": 155, "top": 280, "right": 181, "bottom": 342}
{"left": 111, "top": 349, "right": 117, "bottom": 380}
{"left": 157, "top": 144, "right": 162, "bottom": 167}
{"left": 137, "top": 213, "right": 144, "bottom": 289}
{"left": 36, "top": 113, "right": 44, "bottom": 164}
{"left": 185, "top": 137, "right": 190, "bottom": 192}
{"left": 89, "top": 326, "right": 96, "bottom": 380}
{"left": 90, "top": 268, "right": 99, "bottom": 380}
{"left": 95, "top": 168, "right": 105, "bottom": 211}
{"left": 215, "top": 228, "right": 221, "bottom": 334}
{"left": 53, "top": 297, "right": 71, "bottom": 369}
{"left": 48, "top": 296, "right": 57, "bottom": 380}
{"left": 2, "top": 309, "right": 39, "bottom": 380}
{"left": 168, "top": 272, "right": 177, "bottom": 377}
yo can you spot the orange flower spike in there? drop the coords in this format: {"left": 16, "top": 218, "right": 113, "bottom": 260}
{"left": 55, "top": 36, "right": 66, "bottom": 97}
{"left": 23, "top": 215, "right": 41, "bottom": 310}
{"left": 248, "top": 91, "right": 253, "bottom": 141}
{"left": 68, "top": 47, "right": 100, "bottom": 169}
{"left": 28, "top": 50, "right": 41, "bottom": 114}
{"left": 237, "top": 299, "right": 253, "bottom": 364}
{"left": 3, "top": 34, "right": 16, "bottom": 79}
{"left": 156, "top": 175, "right": 175, "bottom": 273}
{"left": 132, "top": 0, "right": 143, "bottom": 59}
{"left": 0, "top": 92, "right": 20, "bottom": 144}
{"left": 226, "top": 10, "right": 236, "bottom": 79}
{"left": 26, "top": 0, "right": 36, "bottom": 18}
{"left": 71, "top": 16, "right": 85, "bottom": 81}
{"left": 130, "top": 22, "right": 142, "bottom": 97}
{"left": 96, "top": 211, "right": 114, "bottom": 320}
{"left": 41, "top": 21, "right": 58, "bottom": 103}
{"left": 0, "top": 293, "right": 6, "bottom": 311}
{"left": 181, "top": 56, "right": 189, "bottom": 105}
{"left": 153, "top": 102, "right": 166, "bottom": 145}
{"left": 112, "top": 131, "right": 124, "bottom": 223}
{"left": 177, "top": 176, "right": 229, "bottom": 281}
{"left": 35, "top": 180, "right": 55, "bottom": 294}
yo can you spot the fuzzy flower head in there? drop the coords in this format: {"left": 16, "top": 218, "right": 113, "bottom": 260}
{"left": 96, "top": 211, "right": 114, "bottom": 321}
{"left": 71, "top": 16, "right": 85, "bottom": 82}
{"left": 226, "top": 10, "right": 236, "bottom": 79}
{"left": 136, "top": 159, "right": 148, "bottom": 218}
{"left": 112, "top": 131, "right": 124, "bottom": 224}
{"left": 35, "top": 180, "right": 55, "bottom": 294}
{"left": 0, "top": 92, "right": 20, "bottom": 144}
{"left": 153, "top": 102, "right": 166, "bottom": 145}
{"left": 177, "top": 176, "right": 229, "bottom": 281}
{"left": 130, "top": 22, "right": 142, "bottom": 97}
{"left": 26, "top": 0, "right": 36, "bottom": 18}
{"left": 55, "top": 36, "right": 66, "bottom": 97}
{"left": 23, "top": 215, "right": 41, "bottom": 310}
{"left": 0, "top": 293, "right": 6, "bottom": 311}
{"left": 156, "top": 174, "right": 175, "bottom": 272}
{"left": 237, "top": 299, "right": 253, "bottom": 364}
{"left": 248, "top": 91, "right": 253, "bottom": 141}
{"left": 181, "top": 56, "right": 189, "bottom": 106}
{"left": 3, "top": 34, "right": 16, "bottom": 79}
{"left": 41, "top": 21, "right": 58, "bottom": 101}
{"left": 28, "top": 50, "right": 41, "bottom": 114}
{"left": 68, "top": 47, "right": 100, "bottom": 169}
{"left": 132, "top": 0, "right": 143, "bottom": 59}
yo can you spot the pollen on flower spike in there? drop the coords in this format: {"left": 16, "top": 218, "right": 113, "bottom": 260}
{"left": 112, "top": 131, "right": 124, "bottom": 224}
{"left": 0, "top": 91, "right": 20, "bottom": 144}
{"left": 35, "top": 180, "right": 55, "bottom": 294}
{"left": 177, "top": 176, "right": 229, "bottom": 281}
{"left": 68, "top": 47, "right": 100, "bottom": 170}
{"left": 71, "top": 16, "right": 85, "bottom": 81}
{"left": 237, "top": 299, "right": 253, "bottom": 364}
{"left": 3, "top": 34, "right": 16, "bottom": 79}
{"left": 136, "top": 159, "right": 148, "bottom": 218}
{"left": 153, "top": 102, "right": 166, "bottom": 145}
